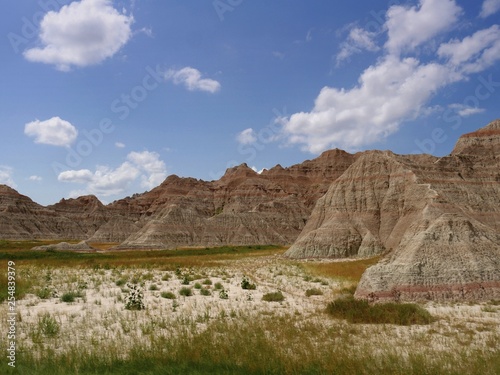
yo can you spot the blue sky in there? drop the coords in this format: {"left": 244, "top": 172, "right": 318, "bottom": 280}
{"left": 1, "top": 0, "right": 499, "bottom": 205}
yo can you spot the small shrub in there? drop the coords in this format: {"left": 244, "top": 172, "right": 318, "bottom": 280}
{"left": 219, "top": 289, "right": 229, "bottom": 299}
{"left": 38, "top": 313, "right": 60, "bottom": 337}
{"left": 202, "top": 278, "right": 212, "bottom": 285}
{"left": 325, "top": 296, "right": 434, "bottom": 325}
{"left": 214, "top": 282, "right": 224, "bottom": 290}
{"left": 241, "top": 276, "right": 256, "bottom": 290}
{"left": 200, "top": 288, "right": 211, "bottom": 296}
{"left": 305, "top": 288, "right": 323, "bottom": 297}
{"left": 60, "top": 291, "right": 82, "bottom": 303}
{"left": 179, "top": 287, "right": 193, "bottom": 297}
{"left": 181, "top": 275, "right": 191, "bottom": 285}
{"left": 36, "top": 287, "right": 52, "bottom": 300}
{"left": 161, "top": 291, "right": 176, "bottom": 299}
{"left": 161, "top": 273, "right": 171, "bottom": 281}
{"left": 149, "top": 284, "right": 159, "bottom": 291}
{"left": 194, "top": 282, "right": 202, "bottom": 289}
{"left": 115, "top": 278, "right": 127, "bottom": 287}
{"left": 124, "top": 283, "right": 145, "bottom": 310}
{"left": 262, "top": 291, "right": 285, "bottom": 302}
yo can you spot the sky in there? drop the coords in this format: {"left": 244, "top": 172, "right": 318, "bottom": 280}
{"left": 1, "top": 0, "right": 499, "bottom": 205}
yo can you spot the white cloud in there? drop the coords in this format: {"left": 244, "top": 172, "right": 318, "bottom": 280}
{"left": 236, "top": 128, "right": 257, "bottom": 145}
{"left": 28, "top": 175, "right": 43, "bottom": 182}
{"left": 127, "top": 151, "right": 167, "bottom": 189}
{"left": 283, "top": 56, "right": 456, "bottom": 153}
{"left": 164, "top": 67, "right": 221, "bottom": 93}
{"left": 57, "top": 151, "right": 166, "bottom": 196}
{"left": 0, "top": 167, "right": 16, "bottom": 188}
{"left": 438, "top": 25, "right": 500, "bottom": 73}
{"left": 58, "top": 169, "right": 94, "bottom": 184}
{"left": 115, "top": 142, "right": 126, "bottom": 148}
{"left": 385, "top": 0, "right": 462, "bottom": 55}
{"left": 480, "top": 0, "right": 500, "bottom": 17}
{"left": 280, "top": 0, "right": 500, "bottom": 154}
{"left": 337, "top": 27, "right": 379, "bottom": 64}
{"left": 24, "top": 117, "right": 78, "bottom": 147}
{"left": 24, "top": 0, "right": 133, "bottom": 71}
{"left": 449, "top": 104, "right": 485, "bottom": 117}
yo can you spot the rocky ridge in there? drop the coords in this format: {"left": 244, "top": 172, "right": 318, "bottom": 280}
{"left": 1, "top": 120, "right": 499, "bottom": 302}
{"left": 285, "top": 119, "right": 500, "bottom": 301}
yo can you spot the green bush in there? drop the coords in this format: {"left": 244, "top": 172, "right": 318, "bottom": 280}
{"left": 305, "top": 288, "right": 323, "bottom": 297}
{"left": 262, "top": 291, "right": 285, "bottom": 302}
{"left": 214, "top": 282, "right": 224, "bottom": 290}
{"left": 38, "top": 313, "right": 60, "bottom": 337}
{"left": 219, "top": 289, "right": 229, "bottom": 299}
{"left": 200, "top": 288, "right": 211, "bottom": 296}
{"left": 60, "top": 291, "right": 83, "bottom": 303}
{"left": 179, "top": 287, "right": 193, "bottom": 297}
{"left": 326, "top": 296, "right": 434, "bottom": 325}
{"left": 149, "top": 284, "right": 159, "bottom": 291}
{"left": 124, "top": 284, "right": 145, "bottom": 310}
{"left": 115, "top": 278, "right": 126, "bottom": 286}
{"left": 194, "top": 282, "right": 202, "bottom": 289}
{"left": 36, "top": 287, "right": 53, "bottom": 299}
{"left": 241, "top": 276, "right": 256, "bottom": 290}
{"left": 202, "top": 278, "right": 212, "bottom": 285}
{"left": 161, "top": 291, "right": 176, "bottom": 299}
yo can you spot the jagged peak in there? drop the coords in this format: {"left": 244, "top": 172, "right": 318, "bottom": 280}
{"left": 452, "top": 119, "right": 500, "bottom": 155}
{"left": 221, "top": 163, "right": 258, "bottom": 179}
{"left": 0, "top": 184, "right": 20, "bottom": 195}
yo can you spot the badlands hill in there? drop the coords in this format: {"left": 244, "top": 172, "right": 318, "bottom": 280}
{"left": 286, "top": 119, "right": 500, "bottom": 301}
{"left": 0, "top": 148, "right": 355, "bottom": 246}
{"left": 1, "top": 120, "right": 499, "bottom": 301}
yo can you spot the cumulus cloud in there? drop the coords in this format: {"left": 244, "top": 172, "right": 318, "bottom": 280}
{"left": 127, "top": 151, "right": 167, "bottom": 189}
{"left": 57, "top": 151, "right": 167, "bottom": 196}
{"left": 164, "top": 67, "right": 221, "bottom": 93}
{"left": 284, "top": 56, "right": 456, "bottom": 152}
{"left": 24, "top": 0, "right": 133, "bottom": 71}
{"left": 24, "top": 117, "right": 78, "bottom": 147}
{"left": 480, "top": 0, "right": 500, "bottom": 17}
{"left": 115, "top": 142, "right": 126, "bottom": 148}
{"left": 28, "top": 175, "right": 43, "bottom": 182}
{"left": 236, "top": 128, "right": 257, "bottom": 145}
{"left": 336, "top": 27, "right": 380, "bottom": 64}
{"left": 385, "top": 0, "right": 461, "bottom": 55}
{"left": 438, "top": 25, "right": 500, "bottom": 73}
{"left": 0, "top": 167, "right": 16, "bottom": 188}
{"left": 281, "top": 0, "right": 500, "bottom": 153}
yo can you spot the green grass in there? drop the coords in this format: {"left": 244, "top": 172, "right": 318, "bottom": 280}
{"left": 0, "top": 243, "right": 284, "bottom": 268}
{"left": 326, "top": 296, "right": 434, "bottom": 325}
{"left": 4, "top": 314, "right": 499, "bottom": 375}
{"left": 179, "top": 287, "right": 193, "bottom": 297}
{"left": 160, "top": 291, "right": 176, "bottom": 299}
{"left": 305, "top": 288, "right": 323, "bottom": 297}
{"left": 262, "top": 291, "right": 285, "bottom": 302}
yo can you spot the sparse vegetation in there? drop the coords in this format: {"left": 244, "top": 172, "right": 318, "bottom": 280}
{"left": 124, "top": 283, "right": 145, "bottom": 310}
{"left": 326, "top": 296, "right": 434, "bottom": 325}
{"left": 241, "top": 276, "right": 256, "bottom": 290}
{"left": 262, "top": 290, "right": 285, "bottom": 302}
{"left": 0, "top": 242, "right": 498, "bottom": 375}
{"left": 179, "top": 287, "right": 193, "bottom": 297}
{"left": 305, "top": 288, "right": 323, "bottom": 297}
{"left": 160, "top": 291, "right": 176, "bottom": 299}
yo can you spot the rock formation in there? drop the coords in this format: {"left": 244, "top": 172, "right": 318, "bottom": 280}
{"left": 285, "top": 119, "right": 500, "bottom": 302}
{"left": 32, "top": 241, "right": 98, "bottom": 251}
{"left": 1, "top": 119, "right": 499, "bottom": 301}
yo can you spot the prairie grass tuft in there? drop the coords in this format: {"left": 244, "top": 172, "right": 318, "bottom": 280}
{"left": 262, "top": 291, "right": 285, "bottom": 302}
{"left": 326, "top": 296, "right": 434, "bottom": 325}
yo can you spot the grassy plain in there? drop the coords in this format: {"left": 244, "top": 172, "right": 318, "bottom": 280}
{"left": 0, "top": 240, "right": 499, "bottom": 374}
